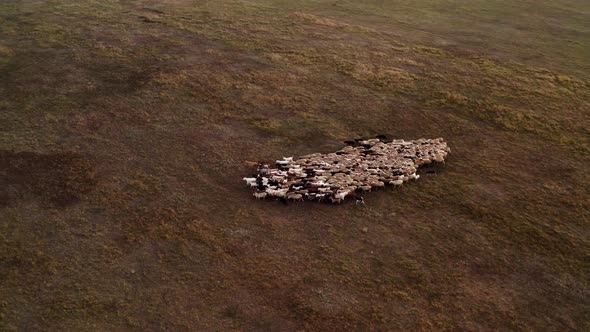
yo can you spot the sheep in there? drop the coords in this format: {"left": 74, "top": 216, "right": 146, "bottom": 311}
{"left": 278, "top": 189, "right": 291, "bottom": 196}
{"left": 272, "top": 188, "right": 288, "bottom": 198}
{"left": 246, "top": 137, "right": 449, "bottom": 203}
{"left": 253, "top": 192, "right": 267, "bottom": 200}
{"left": 389, "top": 180, "right": 404, "bottom": 186}
{"left": 335, "top": 191, "right": 349, "bottom": 200}
{"left": 257, "top": 164, "right": 270, "bottom": 174}
{"left": 360, "top": 185, "right": 372, "bottom": 192}
{"left": 329, "top": 195, "right": 344, "bottom": 204}
{"left": 369, "top": 181, "right": 385, "bottom": 188}
{"left": 286, "top": 193, "right": 303, "bottom": 201}
{"left": 305, "top": 193, "right": 317, "bottom": 200}
{"left": 270, "top": 175, "right": 284, "bottom": 182}
{"left": 343, "top": 185, "right": 357, "bottom": 192}
{"left": 433, "top": 153, "right": 445, "bottom": 163}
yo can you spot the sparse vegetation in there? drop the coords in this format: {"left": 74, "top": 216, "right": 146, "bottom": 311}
{"left": 1, "top": 0, "right": 589, "bottom": 330}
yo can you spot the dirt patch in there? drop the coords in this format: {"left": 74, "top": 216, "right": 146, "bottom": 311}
{"left": 0, "top": 150, "right": 97, "bottom": 207}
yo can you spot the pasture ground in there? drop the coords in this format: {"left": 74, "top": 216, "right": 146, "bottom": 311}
{"left": 1, "top": 0, "right": 589, "bottom": 330}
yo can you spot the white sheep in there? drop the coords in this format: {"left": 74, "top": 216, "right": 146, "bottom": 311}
{"left": 243, "top": 177, "right": 257, "bottom": 187}
{"left": 330, "top": 195, "right": 345, "bottom": 204}
{"left": 266, "top": 188, "right": 285, "bottom": 197}
{"left": 369, "top": 180, "right": 385, "bottom": 188}
{"left": 335, "top": 191, "right": 349, "bottom": 200}
{"left": 389, "top": 179, "right": 404, "bottom": 186}
{"left": 253, "top": 192, "right": 267, "bottom": 200}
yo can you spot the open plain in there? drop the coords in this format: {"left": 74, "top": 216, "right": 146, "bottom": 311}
{"left": 1, "top": 0, "right": 589, "bottom": 330}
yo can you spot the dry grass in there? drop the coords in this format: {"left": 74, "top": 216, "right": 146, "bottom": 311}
{"left": 1, "top": 0, "right": 589, "bottom": 330}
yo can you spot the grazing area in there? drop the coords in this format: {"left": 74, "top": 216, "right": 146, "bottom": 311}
{"left": 245, "top": 138, "right": 450, "bottom": 203}
{"left": 1, "top": 0, "right": 589, "bottom": 330}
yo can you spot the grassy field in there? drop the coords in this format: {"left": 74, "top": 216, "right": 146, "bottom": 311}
{"left": 1, "top": 0, "right": 589, "bottom": 330}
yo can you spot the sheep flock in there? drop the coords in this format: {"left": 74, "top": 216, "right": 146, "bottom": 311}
{"left": 244, "top": 138, "right": 450, "bottom": 204}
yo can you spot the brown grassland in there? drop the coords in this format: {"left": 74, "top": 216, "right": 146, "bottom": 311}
{"left": 1, "top": 0, "right": 589, "bottom": 330}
